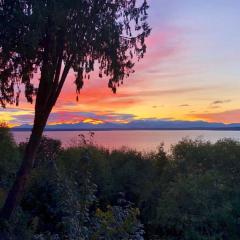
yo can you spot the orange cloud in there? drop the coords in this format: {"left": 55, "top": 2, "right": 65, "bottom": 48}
{"left": 53, "top": 27, "right": 182, "bottom": 112}
{"left": 56, "top": 87, "right": 138, "bottom": 111}
{"left": 3, "top": 22, "right": 186, "bottom": 126}
{"left": 83, "top": 118, "right": 104, "bottom": 125}
{"left": 188, "top": 109, "right": 240, "bottom": 123}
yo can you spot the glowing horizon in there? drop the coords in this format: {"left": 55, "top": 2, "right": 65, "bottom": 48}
{"left": 1, "top": 0, "right": 240, "bottom": 127}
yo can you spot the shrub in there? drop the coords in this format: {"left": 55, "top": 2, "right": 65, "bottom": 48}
{"left": 0, "top": 123, "right": 20, "bottom": 205}
{"left": 2, "top": 133, "right": 240, "bottom": 239}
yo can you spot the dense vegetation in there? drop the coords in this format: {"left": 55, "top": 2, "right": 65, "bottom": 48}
{"left": 1, "top": 125, "right": 240, "bottom": 239}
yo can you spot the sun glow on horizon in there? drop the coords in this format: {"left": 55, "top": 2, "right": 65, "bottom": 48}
{"left": 2, "top": 0, "right": 240, "bottom": 126}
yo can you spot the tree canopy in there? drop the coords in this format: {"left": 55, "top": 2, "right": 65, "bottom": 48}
{"left": 0, "top": 0, "right": 150, "bottom": 220}
{"left": 0, "top": 0, "right": 150, "bottom": 108}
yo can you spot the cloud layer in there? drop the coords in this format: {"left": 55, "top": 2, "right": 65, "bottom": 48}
{"left": 2, "top": 0, "right": 240, "bottom": 126}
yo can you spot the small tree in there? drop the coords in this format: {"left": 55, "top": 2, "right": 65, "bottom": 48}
{"left": 0, "top": 0, "right": 150, "bottom": 219}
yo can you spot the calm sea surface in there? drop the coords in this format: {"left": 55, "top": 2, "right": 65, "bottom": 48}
{"left": 12, "top": 130, "right": 240, "bottom": 152}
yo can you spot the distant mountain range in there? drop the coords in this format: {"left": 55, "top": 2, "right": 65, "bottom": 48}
{"left": 12, "top": 120, "right": 240, "bottom": 131}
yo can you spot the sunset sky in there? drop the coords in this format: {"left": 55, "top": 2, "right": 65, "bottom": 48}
{"left": 1, "top": 0, "right": 240, "bottom": 127}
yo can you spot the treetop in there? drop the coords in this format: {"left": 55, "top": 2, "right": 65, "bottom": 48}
{"left": 0, "top": 0, "right": 150, "bottom": 108}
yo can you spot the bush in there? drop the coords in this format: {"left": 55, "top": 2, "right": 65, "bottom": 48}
{"left": 0, "top": 123, "right": 20, "bottom": 206}
{"left": 2, "top": 132, "right": 240, "bottom": 239}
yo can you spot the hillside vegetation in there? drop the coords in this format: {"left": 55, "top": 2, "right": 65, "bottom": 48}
{"left": 1, "top": 125, "right": 240, "bottom": 239}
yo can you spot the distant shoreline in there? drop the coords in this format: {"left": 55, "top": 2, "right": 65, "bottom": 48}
{"left": 11, "top": 127, "right": 240, "bottom": 132}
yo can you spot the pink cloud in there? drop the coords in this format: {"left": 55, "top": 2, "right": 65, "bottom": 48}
{"left": 189, "top": 109, "right": 240, "bottom": 123}
{"left": 4, "top": 20, "right": 185, "bottom": 126}
{"left": 53, "top": 27, "right": 183, "bottom": 111}
{"left": 134, "top": 28, "right": 182, "bottom": 73}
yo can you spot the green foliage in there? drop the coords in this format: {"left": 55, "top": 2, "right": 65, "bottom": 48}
{"left": 156, "top": 171, "right": 240, "bottom": 240}
{"left": 0, "top": 209, "right": 34, "bottom": 240}
{"left": 19, "top": 136, "right": 62, "bottom": 167}
{"left": 0, "top": 133, "right": 144, "bottom": 239}
{"left": 0, "top": 124, "right": 20, "bottom": 201}
{"left": 2, "top": 131, "right": 240, "bottom": 239}
{"left": 93, "top": 201, "right": 144, "bottom": 240}
{"left": 22, "top": 156, "right": 143, "bottom": 240}
{"left": 0, "top": 0, "right": 150, "bottom": 107}
{"left": 153, "top": 139, "right": 240, "bottom": 240}
{"left": 57, "top": 138, "right": 240, "bottom": 239}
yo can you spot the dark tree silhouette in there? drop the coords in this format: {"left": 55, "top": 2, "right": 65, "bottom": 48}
{"left": 0, "top": 0, "right": 150, "bottom": 219}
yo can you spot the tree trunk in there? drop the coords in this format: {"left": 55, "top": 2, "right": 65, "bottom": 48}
{"left": 0, "top": 50, "right": 71, "bottom": 221}
{"left": 0, "top": 114, "right": 48, "bottom": 220}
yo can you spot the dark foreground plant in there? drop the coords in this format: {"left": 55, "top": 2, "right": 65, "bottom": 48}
{"left": 1, "top": 127, "right": 240, "bottom": 239}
